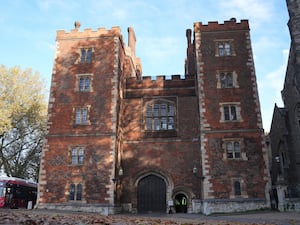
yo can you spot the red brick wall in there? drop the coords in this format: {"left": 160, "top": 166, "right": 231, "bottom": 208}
{"left": 120, "top": 80, "right": 202, "bottom": 204}
{"left": 39, "top": 29, "right": 126, "bottom": 205}
{"left": 193, "top": 20, "right": 268, "bottom": 200}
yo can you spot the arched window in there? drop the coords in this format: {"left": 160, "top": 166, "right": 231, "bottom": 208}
{"left": 145, "top": 100, "right": 175, "bottom": 131}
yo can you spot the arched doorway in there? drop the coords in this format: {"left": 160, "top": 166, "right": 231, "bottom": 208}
{"left": 174, "top": 193, "right": 187, "bottom": 213}
{"left": 137, "top": 175, "right": 166, "bottom": 213}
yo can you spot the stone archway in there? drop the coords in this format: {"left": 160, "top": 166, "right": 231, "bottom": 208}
{"left": 174, "top": 193, "right": 188, "bottom": 213}
{"left": 137, "top": 174, "right": 166, "bottom": 213}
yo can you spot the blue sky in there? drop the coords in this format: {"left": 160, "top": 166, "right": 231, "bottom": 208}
{"left": 0, "top": 0, "right": 290, "bottom": 132}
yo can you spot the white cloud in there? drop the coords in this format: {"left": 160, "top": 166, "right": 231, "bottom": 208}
{"left": 260, "top": 49, "right": 288, "bottom": 90}
{"left": 216, "top": 0, "right": 273, "bottom": 29}
{"left": 258, "top": 49, "right": 289, "bottom": 131}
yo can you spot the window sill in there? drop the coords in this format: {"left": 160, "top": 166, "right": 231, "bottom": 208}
{"left": 73, "top": 122, "right": 91, "bottom": 126}
{"left": 142, "top": 130, "right": 177, "bottom": 138}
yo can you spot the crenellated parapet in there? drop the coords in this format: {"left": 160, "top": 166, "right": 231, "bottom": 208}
{"left": 125, "top": 74, "right": 196, "bottom": 98}
{"left": 194, "top": 18, "right": 249, "bottom": 32}
{"left": 56, "top": 26, "right": 122, "bottom": 40}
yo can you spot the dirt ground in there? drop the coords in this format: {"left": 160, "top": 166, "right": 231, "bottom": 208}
{"left": 0, "top": 209, "right": 299, "bottom": 225}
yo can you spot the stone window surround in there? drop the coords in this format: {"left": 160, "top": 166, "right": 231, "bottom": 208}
{"left": 68, "top": 182, "right": 86, "bottom": 202}
{"left": 75, "top": 73, "right": 94, "bottom": 92}
{"left": 143, "top": 98, "right": 177, "bottom": 132}
{"left": 229, "top": 178, "right": 248, "bottom": 199}
{"left": 72, "top": 105, "right": 91, "bottom": 126}
{"left": 74, "top": 47, "right": 95, "bottom": 64}
{"left": 70, "top": 146, "right": 85, "bottom": 165}
{"left": 216, "top": 70, "right": 239, "bottom": 89}
{"left": 219, "top": 102, "right": 243, "bottom": 123}
{"left": 214, "top": 39, "right": 236, "bottom": 57}
{"left": 222, "top": 138, "right": 248, "bottom": 161}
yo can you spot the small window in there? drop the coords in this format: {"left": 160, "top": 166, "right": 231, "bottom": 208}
{"left": 76, "top": 184, "right": 82, "bottom": 201}
{"left": 69, "top": 183, "right": 83, "bottom": 201}
{"left": 79, "top": 76, "right": 91, "bottom": 91}
{"left": 218, "top": 42, "right": 231, "bottom": 56}
{"left": 227, "top": 141, "right": 241, "bottom": 159}
{"left": 76, "top": 74, "right": 93, "bottom": 92}
{"left": 80, "top": 48, "right": 92, "bottom": 63}
{"left": 71, "top": 147, "right": 84, "bottom": 165}
{"left": 215, "top": 40, "right": 235, "bottom": 57}
{"left": 224, "top": 105, "right": 237, "bottom": 121}
{"left": 217, "top": 71, "right": 238, "bottom": 89}
{"left": 220, "top": 102, "right": 242, "bottom": 123}
{"left": 69, "top": 184, "right": 75, "bottom": 200}
{"left": 220, "top": 72, "right": 233, "bottom": 88}
{"left": 234, "top": 181, "right": 241, "bottom": 196}
{"left": 75, "top": 107, "right": 89, "bottom": 125}
{"left": 144, "top": 100, "right": 175, "bottom": 131}
{"left": 223, "top": 138, "right": 247, "bottom": 161}
{"left": 224, "top": 42, "right": 231, "bottom": 56}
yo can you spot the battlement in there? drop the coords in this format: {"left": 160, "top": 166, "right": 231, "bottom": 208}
{"left": 126, "top": 74, "right": 194, "bottom": 85}
{"left": 194, "top": 18, "right": 249, "bottom": 32}
{"left": 125, "top": 75, "right": 196, "bottom": 98}
{"left": 56, "top": 26, "right": 122, "bottom": 40}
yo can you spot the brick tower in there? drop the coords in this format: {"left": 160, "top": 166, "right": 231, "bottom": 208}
{"left": 185, "top": 18, "right": 270, "bottom": 214}
{"left": 37, "top": 24, "right": 141, "bottom": 214}
{"left": 37, "top": 19, "right": 269, "bottom": 215}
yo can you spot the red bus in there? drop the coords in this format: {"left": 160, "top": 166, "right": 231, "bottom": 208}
{"left": 0, "top": 177, "right": 37, "bottom": 209}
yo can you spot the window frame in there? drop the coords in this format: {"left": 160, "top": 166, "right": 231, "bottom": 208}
{"left": 222, "top": 138, "right": 247, "bottom": 161}
{"left": 219, "top": 102, "right": 242, "bottom": 122}
{"left": 215, "top": 39, "right": 236, "bottom": 57}
{"left": 224, "top": 105, "right": 237, "bottom": 121}
{"left": 75, "top": 47, "right": 94, "bottom": 64}
{"left": 142, "top": 98, "right": 177, "bottom": 138}
{"left": 75, "top": 74, "right": 93, "bottom": 92}
{"left": 73, "top": 106, "right": 91, "bottom": 125}
{"left": 230, "top": 178, "right": 248, "bottom": 199}
{"left": 69, "top": 183, "right": 83, "bottom": 201}
{"left": 71, "top": 146, "right": 84, "bottom": 165}
{"left": 221, "top": 72, "right": 233, "bottom": 88}
{"left": 80, "top": 48, "right": 93, "bottom": 63}
{"left": 144, "top": 99, "right": 176, "bottom": 132}
{"left": 233, "top": 180, "right": 242, "bottom": 196}
{"left": 216, "top": 71, "right": 239, "bottom": 89}
{"left": 226, "top": 141, "right": 241, "bottom": 159}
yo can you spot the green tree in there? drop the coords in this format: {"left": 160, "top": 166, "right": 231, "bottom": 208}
{"left": 0, "top": 65, "right": 47, "bottom": 181}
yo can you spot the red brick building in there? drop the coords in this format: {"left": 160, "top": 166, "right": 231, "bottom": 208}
{"left": 37, "top": 19, "right": 270, "bottom": 215}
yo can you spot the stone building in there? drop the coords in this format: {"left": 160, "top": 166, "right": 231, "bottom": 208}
{"left": 37, "top": 18, "right": 269, "bottom": 215}
{"left": 269, "top": 0, "right": 300, "bottom": 211}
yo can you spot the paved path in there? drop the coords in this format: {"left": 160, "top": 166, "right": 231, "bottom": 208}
{"left": 164, "top": 211, "right": 300, "bottom": 225}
